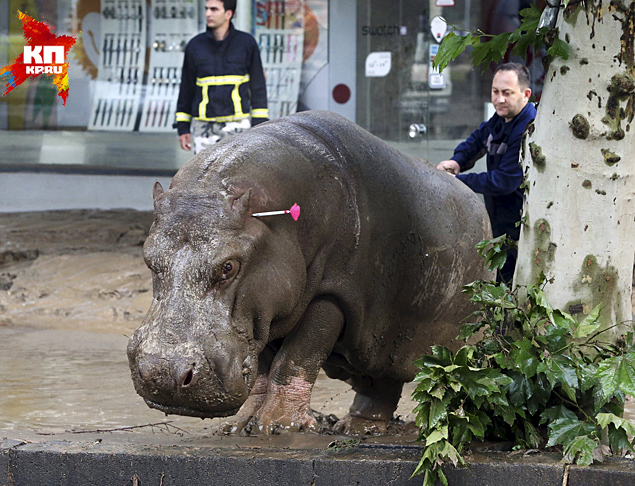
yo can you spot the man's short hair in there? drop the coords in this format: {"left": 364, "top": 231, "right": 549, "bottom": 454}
{"left": 494, "top": 62, "right": 530, "bottom": 90}
{"left": 220, "top": 0, "right": 237, "bottom": 15}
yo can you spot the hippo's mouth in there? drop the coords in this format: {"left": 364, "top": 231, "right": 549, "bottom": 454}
{"left": 144, "top": 398, "right": 241, "bottom": 418}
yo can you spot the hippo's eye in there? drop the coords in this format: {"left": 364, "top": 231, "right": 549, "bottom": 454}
{"left": 221, "top": 259, "right": 240, "bottom": 281}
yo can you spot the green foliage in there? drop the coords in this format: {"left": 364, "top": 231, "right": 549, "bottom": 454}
{"left": 475, "top": 235, "right": 516, "bottom": 274}
{"left": 412, "top": 238, "right": 635, "bottom": 486}
{"left": 433, "top": 5, "right": 569, "bottom": 73}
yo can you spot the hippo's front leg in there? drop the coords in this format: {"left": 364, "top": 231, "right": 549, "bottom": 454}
{"left": 221, "top": 348, "right": 274, "bottom": 435}
{"left": 250, "top": 296, "right": 344, "bottom": 434}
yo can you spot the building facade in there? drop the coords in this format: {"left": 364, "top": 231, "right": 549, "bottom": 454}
{"left": 0, "top": 0, "right": 544, "bottom": 209}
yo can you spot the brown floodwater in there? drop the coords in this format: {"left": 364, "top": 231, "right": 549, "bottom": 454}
{"left": 0, "top": 325, "right": 418, "bottom": 434}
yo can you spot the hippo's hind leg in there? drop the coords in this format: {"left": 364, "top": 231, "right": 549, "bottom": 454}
{"left": 334, "top": 375, "right": 403, "bottom": 435}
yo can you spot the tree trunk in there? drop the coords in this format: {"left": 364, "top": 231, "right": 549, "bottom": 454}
{"left": 515, "top": 0, "right": 635, "bottom": 338}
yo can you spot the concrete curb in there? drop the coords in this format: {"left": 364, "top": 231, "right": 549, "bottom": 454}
{"left": 3, "top": 437, "right": 635, "bottom": 486}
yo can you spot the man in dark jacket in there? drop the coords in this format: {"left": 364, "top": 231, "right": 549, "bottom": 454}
{"left": 175, "top": 0, "right": 268, "bottom": 153}
{"left": 437, "top": 62, "right": 536, "bottom": 282}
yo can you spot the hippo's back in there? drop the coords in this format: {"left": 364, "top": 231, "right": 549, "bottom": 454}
{"left": 260, "top": 111, "right": 491, "bottom": 379}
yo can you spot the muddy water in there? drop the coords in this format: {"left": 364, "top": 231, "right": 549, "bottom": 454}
{"left": 0, "top": 325, "right": 418, "bottom": 434}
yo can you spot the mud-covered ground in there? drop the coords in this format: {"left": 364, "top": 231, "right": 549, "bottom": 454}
{"left": 0, "top": 210, "right": 154, "bottom": 333}
{"left": 0, "top": 210, "right": 418, "bottom": 437}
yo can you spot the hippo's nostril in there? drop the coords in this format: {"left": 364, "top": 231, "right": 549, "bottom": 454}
{"left": 178, "top": 363, "right": 198, "bottom": 388}
{"left": 183, "top": 369, "right": 194, "bottom": 387}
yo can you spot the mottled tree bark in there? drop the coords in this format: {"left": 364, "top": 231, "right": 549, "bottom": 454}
{"left": 516, "top": 1, "right": 635, "bottom": 337}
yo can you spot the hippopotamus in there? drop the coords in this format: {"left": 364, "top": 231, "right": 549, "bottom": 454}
{"left": 127, "top": 110, "right": 491, "bottom": 434}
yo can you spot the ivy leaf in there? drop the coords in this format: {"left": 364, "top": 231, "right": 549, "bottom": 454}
{"left": 433, "top": 31, "right": 474, "bottom": 73}
{"left": 458, "top": 321, "right": 487, "bottom": 340}
{"left": 596, "top": 413, "right": 635, "bottom": 437}
{"left": 431, "top": 346, "right": 455, "bottom": 366}
{"left": 497, "top": 403, "right": 524, "bottom": 426}
{"left": 572, "top": 304, "right": 602, "bottom": 339}
{"left": 540, "top": 405, "right": 578, "bottom": 425}
{"left": 455, "top": 369, "right": 492, "bottom": 399}
{"left": 529, "top": 287, "right": 555, "bottom": 324}
{"left": 420, "top": 469, "right": 437, "bottom": 486}
{"left": 546, "top": 418, "right": 597, "bottom": 448}
{"left": 487, "top": 391, "right": 510, "bottom": 407}
{"left": 552, "top": 309, "right": 577, "bottom": 329}
{"left": 512, "top": 338, "right": 540, "bottom": 378}
{"left": 425, "top": 424, "right": 449, "bottom": 446}
{"left": 475, "top": 235, "right": 514, "bottom": 272}
{"left": 439, "top": 440, "right": 467, "bottom": 468}
{"left": 414, "top": 405, "right": 429, "bottom": 433}
{"left": 607, "top": 426, "right": 632, "bottom": 454}
{"left": 448, "top": 417, "right": 473, "bottom": 446}
{"left": 597, "top": 357, "right": 621, "bottom": 397}
{"left": 578, "top": 363, "right": 599, "bottom": 393}
{"left": 597, "top": 354, "right": 635, "bottom": 397}
{"left": 454, "top": 346, "right": 476, "bottom": 367}
{"left": 488, "top": 250, "right": 508, "bottom": 272}
{"left": 563, "top": 436, "right": 598, "bottom": 466}
{"left": 429, "top": 398, "right": 448, "bottom": 429}
{"left": 537, "top": 355, "right": 579, "bottom": 402}
{"left": 429, "top": 383, "right": 448, "bottom": 400}
{"left": 527, "top": 374, "right": 552, "bottom": 415}
{"left": 507, "top": 372, "right": 532, "bottom": 407}
{"left": 547, "top": 38, "right": 570, "bottom": 60}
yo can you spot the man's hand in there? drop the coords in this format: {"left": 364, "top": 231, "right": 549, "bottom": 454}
{"left": 436, "top": 160, "right": 460, "bottom": 175}
{"left": 179, "top": 133, "right": 192, "bottom": 151}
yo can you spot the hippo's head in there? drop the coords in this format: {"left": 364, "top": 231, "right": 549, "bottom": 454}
{"left": 127, "top": 181, "right": 306, "bottom": 418}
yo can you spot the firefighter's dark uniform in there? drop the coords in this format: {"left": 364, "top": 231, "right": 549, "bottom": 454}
{"left": 175, "top": 23, "right": 268, "bottom": 138}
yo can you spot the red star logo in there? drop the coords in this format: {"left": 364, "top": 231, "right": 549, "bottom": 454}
{"left": 0, "top": 11, "right": 77, "bottom": 105}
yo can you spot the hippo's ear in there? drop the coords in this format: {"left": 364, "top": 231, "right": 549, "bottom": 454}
{"left": 153, "top": 182, "right": 165, "bottom": 201}
{"left": 231, "top": 189, "right": 251, "bottom": 216}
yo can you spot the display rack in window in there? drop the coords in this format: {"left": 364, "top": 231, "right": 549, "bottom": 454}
{"left": 139, "top": 0, "right": 199, "bottom": 132}
{"left": 88, "top": 0, "right": 147, "bottom": 131}
{"left": 254, "top": 0, "right": 304, "bottom": 120}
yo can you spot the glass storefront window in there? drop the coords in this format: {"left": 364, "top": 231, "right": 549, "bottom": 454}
{"left": 0, "top": 0, "right": 543, "bottom": 174}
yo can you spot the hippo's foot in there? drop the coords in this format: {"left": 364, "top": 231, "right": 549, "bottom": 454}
{"left": 245, "top": 377, "right": 318, "bottom": 435}
{"left": 333, "top": 414, "right": 389, "bottom": 435}
{"left": 221, "top": 375, "right": 317, "bottom": 435}
{"left": 333, "top": 375, "right": 403, "bottom": 436}
{"left": 220, "top": 393, "right": 266, "bottom": 435}
{"left": 220, "top": 374, "right": 268, "bottom": 435}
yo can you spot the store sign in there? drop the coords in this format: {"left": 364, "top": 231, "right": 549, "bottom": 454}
{"left": 0, "top": 11, "right": 76, "bottom": 105}
{"left": 430, "top": 16, "right": 448, "bottom": 44}
{"left": 361, "top": 25, "right": 400, "bottom": 36}
{"left": 365, "top": 52, "right": 392, "bottom": 77}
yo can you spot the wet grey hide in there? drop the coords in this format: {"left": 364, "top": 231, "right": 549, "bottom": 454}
{"left": 127, "top": 110, "right": 491, "bottom": 435}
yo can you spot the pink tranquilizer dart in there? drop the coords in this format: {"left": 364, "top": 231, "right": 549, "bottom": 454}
{"left": 252, "top": 203, "right": 301, "bottom": 221}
